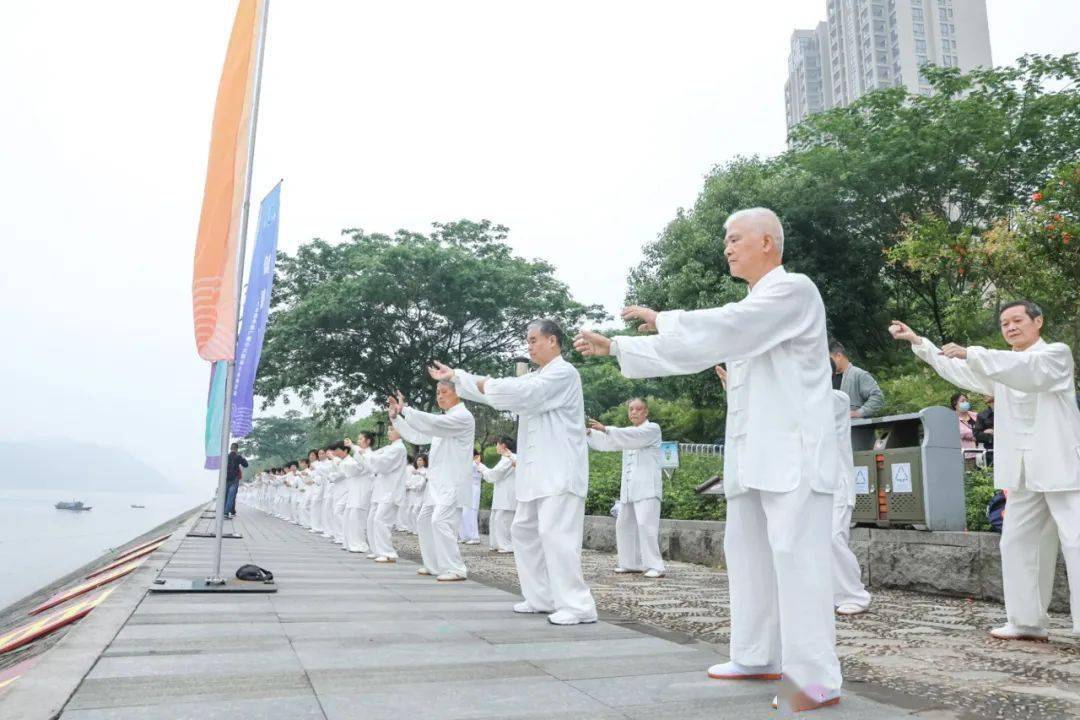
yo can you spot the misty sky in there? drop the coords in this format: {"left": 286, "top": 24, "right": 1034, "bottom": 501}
{"left": 1, "top": 1, "right": 1076, "bottom": 490}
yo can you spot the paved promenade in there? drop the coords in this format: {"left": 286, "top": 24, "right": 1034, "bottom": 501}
{"left": 49, "top": 509, "right": 920, "bottom": 720}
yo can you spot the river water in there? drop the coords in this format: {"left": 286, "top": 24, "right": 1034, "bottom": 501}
{"left": 0, "top": 488, "right": 208, "bottom": 610}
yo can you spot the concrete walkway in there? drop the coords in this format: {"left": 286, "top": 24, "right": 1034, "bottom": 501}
{"left": 51, "top": 508, "right": 920, "bottom": 720}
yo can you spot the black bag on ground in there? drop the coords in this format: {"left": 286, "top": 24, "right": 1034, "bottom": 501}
{"left": 236, "top": 564, "right": 274, "bottom": 582}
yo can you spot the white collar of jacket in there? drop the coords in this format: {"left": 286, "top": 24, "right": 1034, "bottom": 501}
{"left": 747, "top": 265, "right": 787, "bottom": 296}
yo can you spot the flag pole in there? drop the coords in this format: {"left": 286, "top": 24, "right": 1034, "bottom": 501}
{"left": 208, "top": 0, "right": 271, "bottom": 585}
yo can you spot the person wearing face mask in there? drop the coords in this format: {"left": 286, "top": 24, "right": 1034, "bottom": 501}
{"left": 891, "top": 300, "right": 1080, "bottom": 642}
{"left": 951, "top": 393, "right": 981, "bottom": 463}
{"left": 586, "top": 398, "right": 665, "bottom": 578}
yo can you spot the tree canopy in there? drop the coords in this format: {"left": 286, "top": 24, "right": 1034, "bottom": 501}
{"left": 256, "top": 219, "right": 605, "bottom": 421}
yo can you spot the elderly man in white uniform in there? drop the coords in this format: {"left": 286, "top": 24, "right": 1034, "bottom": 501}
{"left": 830, "top": 389, "right": 872, "bottom": 615}
{"left": 586, "top": 398, "right": 665, "bottom": 578}
{"left": 389, "top": 383, "right": 475, "bottom": 581}
{"left": 575, "top": 208, "right": 842, "bottom": 712}
{"left": 891, "top": 301, "right": 1080, "bottom": 640}
{"left": 480, "top": 436, "right": 518, "bottom": 553}
{"left": 364, "top": 427, "right": 410, "bottom": 562}
{"left": 431, "top": 319, "right": 598, "bottom": 626}
{"left": 340, "top": 434, "right": 375, "bottom": 553}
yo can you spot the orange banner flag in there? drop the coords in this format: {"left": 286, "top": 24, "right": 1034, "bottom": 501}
{"left": 192, "top": 0, "right": 264, "bottom": 361}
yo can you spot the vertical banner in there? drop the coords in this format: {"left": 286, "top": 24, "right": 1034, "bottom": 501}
{"left": 191, "top": 0, "right": 264, "bottom": 361}
{"left": 231, "top": 183, "right": 281, "bottom": 437}
{"left": 204, "top": 361, "right": 229, "bottom": 469}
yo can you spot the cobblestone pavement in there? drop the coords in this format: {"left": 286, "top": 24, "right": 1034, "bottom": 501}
{"left": 392, "top": 529, "right": 1080, "bottom": 720}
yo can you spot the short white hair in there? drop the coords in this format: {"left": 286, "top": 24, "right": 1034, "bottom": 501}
{"left": 723, "top": 207, "right": 785, "bottom": 257}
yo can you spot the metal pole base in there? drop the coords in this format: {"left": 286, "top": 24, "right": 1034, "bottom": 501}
{"left": 149, "top": 577, "right": 276, "bottom": 594}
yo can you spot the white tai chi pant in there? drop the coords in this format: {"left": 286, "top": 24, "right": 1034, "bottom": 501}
{"left": 512, "top": 493, "right": 596, "bottom": 620}
{"left": 368, "top": 502, "right": 398, "bottom": 559}
{"left": 321, "top": 490, "right": 336, "bottom": 537}
{"left": 418, "top": 504, "right": 467, "bottom": 577}
{"left": 333, "top": 488, "right": 349, "bottom": 544}
{"left": 489, "top": 509, "right": 515, "bottom": 551}
{"left": 725, "top": 480, "right": 842, "bottom": 693}
{"left": 615, "top": 498, "right": 664, "bottom": 573}
{"left": 832, "top": 501, "right": 871, "bottom": 609}
{"left": 344, "top": 505, "right": 370, "bottom": 553}
{"left": 460, "top": 501, "right": 480, "bottom": 541}
{"left": 1000, "top": 480, "right": 1080, "bottom": 630}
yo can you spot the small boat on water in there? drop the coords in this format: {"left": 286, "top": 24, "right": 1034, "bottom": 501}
{"left": 55, "top": 500, "right": 92, "bottom": 511}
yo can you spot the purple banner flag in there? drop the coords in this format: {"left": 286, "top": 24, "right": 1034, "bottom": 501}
{"left": 230, "top": 183, "right": 281, "bottom": 437}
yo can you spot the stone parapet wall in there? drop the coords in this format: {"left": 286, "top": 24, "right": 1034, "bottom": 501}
{"left": 479, "top": 510, "right": 1069, "bottom": 611}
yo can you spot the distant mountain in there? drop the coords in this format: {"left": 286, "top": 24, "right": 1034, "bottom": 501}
{"left": 0, "top": 440, "right": 183, "bottom": 493}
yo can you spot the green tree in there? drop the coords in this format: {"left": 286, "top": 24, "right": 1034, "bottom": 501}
{"left": 257, "top": 219, "right": 606, "bottom": 421}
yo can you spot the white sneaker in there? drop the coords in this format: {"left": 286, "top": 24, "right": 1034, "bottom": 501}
{"left": 436, "top": 573, "right": 466, "bottom": 582}
{"left": 374, "top": 556, "right": 396, "bottom": 563}
{"left": 465, "top": 539, "right": 480, "bottom": 545}
{"left": 366, "top": 553, "right": 377, "bottom": 559}
{"left": 644, "top": 569, "right": 665, "bottom": 578}
{"left": 513, "top": 601, "right": 552, "bottom": 614}
{"left": 614, "top": 567, "right": 641, "bottom": 574}
{"left": 990, "top": 623, "right": 1049, "bottom": 641}
{"left": 547, "top": 610, "right": 597, "bottom": 625}
{"left": 416, "top": 567, "right": 432, "bottom": 576}
{"left": 497, "top": 549, "right": 514, "bottom": 554}
{"left": 836, "top": 603, "right": 868, "bottom": 616}
{"left": 707, "top": 660, "right": 782, "bottom": 680}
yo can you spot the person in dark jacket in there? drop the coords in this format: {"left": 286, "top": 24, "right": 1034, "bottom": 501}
{"left": 974, "top": 395, "right": 995, "bottom": 466}
{"left": 225, "top": 443, "right": 248, "bottom": 518}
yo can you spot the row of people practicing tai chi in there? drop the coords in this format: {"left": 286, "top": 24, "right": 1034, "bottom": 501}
{"left": 240, "top": 433, "right": 520, "bottom": 561}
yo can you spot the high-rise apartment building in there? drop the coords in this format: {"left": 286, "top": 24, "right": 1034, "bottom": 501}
{"left": 785, "top": 0, "right": 992, "bottom": 132}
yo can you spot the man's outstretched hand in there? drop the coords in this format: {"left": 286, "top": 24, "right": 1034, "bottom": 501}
{"left": 428, "top": 360, "right": 454, "bottom": 381}
{"left": 888, "top": 320, "right": 921, "bottom": 345}
{"left": 621, "top": 305, "right": 659, "bottom": 333}
{"left": 573, "top": 330, "right": 612, "bottom": 357}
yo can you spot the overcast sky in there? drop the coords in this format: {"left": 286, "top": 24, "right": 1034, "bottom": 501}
{"left": 1, "top": 1, "right": 1076, "bottom": 490}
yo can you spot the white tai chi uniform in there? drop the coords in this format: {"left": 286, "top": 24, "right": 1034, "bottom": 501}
{"left": 454, "top": 356, "right": 598, "bottom": 622}
{"left": 609, "top": 266, "right": 842, "bottom": 694}
{"left": 830, "top": 390, "right": 871, "bottom": 610}
{"left": 317, "top": 459, "right": 336, "bottom": 537}
{"left": 481, "top": 454, "right": 517, "bottom": 552}
{"left": 341, "top": 449, "right": 374, "bottom": 553}
{"left": 365, "top": 439, "right": 409, "bottom": 559}
{"left": 587, "top": 421, "right": 665, "bottom": 574}
{"left": 404, "top": 468, "right": 427, "bottom": 533}
{"left": 912, "top": 336, "right": 1080, "bottom": 631}
{"left": 330, "top": 457, "right": 349, "bottom": 544}
{"left": 392, "top": 402, "right": 475, "bottom": 578}
{"left": 460, "top": 465, "right": 482, "bottom": 542}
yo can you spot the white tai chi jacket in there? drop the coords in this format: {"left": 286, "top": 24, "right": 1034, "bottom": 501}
{"left": 586, "top": 421, "right": 663, "bottom": 503}
{"left": 832, "top": 390, "right": 856, "bottom": 507}
{"left": 454, "top": 355, "right": 589, "bottom": 502}
{"left": 481, "top": 454, "right": 518, "bottom": 511}
{"left": 340, "top": 449, "right": 374, "bottom": 509}
{"left": 367, "top": 439, "right": 409, "bottom": 506}
{"left": 392, "top": 402, "right": 475, "bottom": 508}
{"left": 912, "top": 337, "right": 1080, "bottom": 491}
{"left": 610, "top": 266, "right": 838, "bottom": 498}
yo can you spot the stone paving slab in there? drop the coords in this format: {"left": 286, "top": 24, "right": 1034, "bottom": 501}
{"left": 49, "top": 508, "right": 978, "bottom": 720}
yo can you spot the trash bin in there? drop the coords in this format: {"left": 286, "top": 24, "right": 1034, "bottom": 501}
{"left": 850, "top": 407, "right": 965, "bottom": 531}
